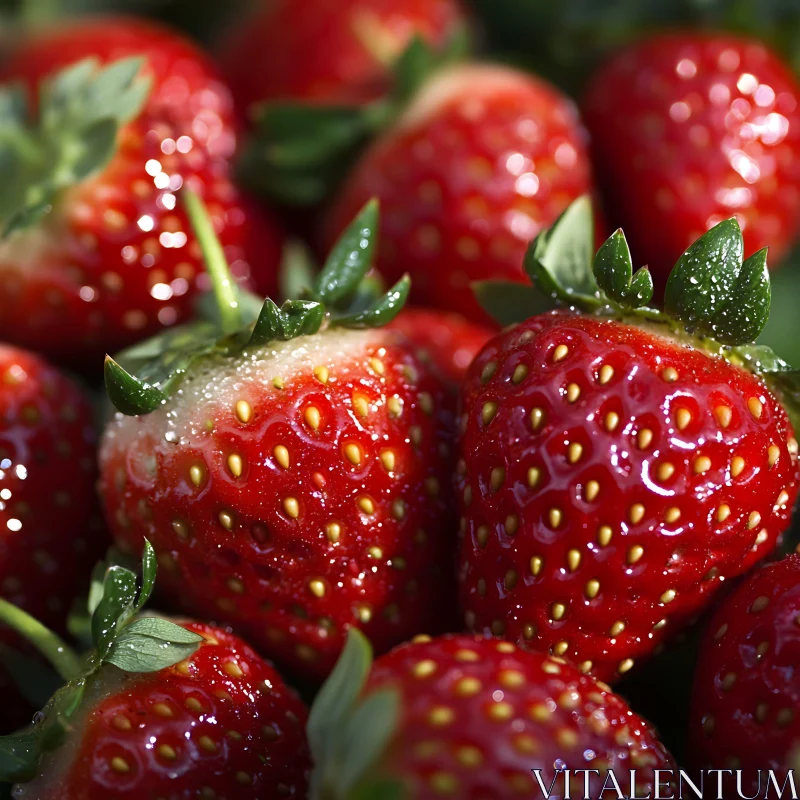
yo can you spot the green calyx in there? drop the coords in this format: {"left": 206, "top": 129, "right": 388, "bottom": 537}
{"left": 475, "top": 195, "right": 800, "bottom": 426}
{"left": 0, "top": 541, "right": 202, "bottom": 784}
{"left": 309, "top": 630, "right": 404, "bottom": 800}
{"left": 0, "top": 56, "right": 152, "bottom": 237}
{"left": 238, "top": 29, "right": 470, "bottom": 207}
{"left": 104, "top": 192, "right": 408, "bottom": 416}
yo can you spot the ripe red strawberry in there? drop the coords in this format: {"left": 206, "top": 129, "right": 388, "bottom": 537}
{"left": 688, "top": 554, "right": 800, "bottom": 794}
{"left": 0, "top": 17, "right": 282, "bottom": 366}
{"left": 324, "top": 63, "right": 595, "bottom": 323}
{"left": 0, "top": 344, "right": 105, "bottom": 730}
{"left": 584, "top": 33, "right": 800, "bottom": 287}
{"left": 308, "top": 630, "right": 676, "bottom": 798}
{"left": 220, "top": 0, "right": 467, "bottom": 115}
{"left": 99, "top": 194, "right": 457, "bottom": 681}
{"left": 457, "top": 197, "right": 800, "bottom": 683}
{"left": 388, "top": 307, "right": 492, "bottom": 386}
{"left": 0, "top": 546, "right": 309, "bottom": 798}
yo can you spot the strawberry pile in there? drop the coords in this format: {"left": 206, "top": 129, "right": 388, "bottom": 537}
{"left": 4, "top": 1, "right": 800, "bottom": 797}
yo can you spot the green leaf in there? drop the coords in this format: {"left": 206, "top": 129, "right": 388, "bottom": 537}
{"left": 105, "top": 617, "right": 202, "bottom": 673}
{"left": 335, "top": 275, "right": 410, "bottom": 328}
{"left": 314, "top": 199, "right": 380, "bottom": 307}
{"left": 0, "top": 731, "right": 41, "bottom": 783}
{"left": 104, "top": 355, "right": 167, "bottom": 416}
{"left": 473, "top": 280, "right": 552, "bottom": 326}
{"left": 120, "top": 616, "right": 203, "bottom": 644}
{"left": 91, "top": 565, "right": 137, "bottom": 657}
{"left": 351, "top": 781, "right": 407, "bottom": 800}
{"left": 87, "top": 560, "right": 107, "bottom": 616}
{"left": 133, "top": 539, "right": 157, "bottom": 614}
{"left": 279, "top": 240, "right": 318, "bottom": 302}
{"left": 308, "top": 629, "right": 374, "bottom": 766}
{"left": 392, "top": 36, "right": 438, "bottom": 103}
{"left": 594, "top": 229, "right": 653, "bottom": 308}
{"left": 337, "top": 690, "right": 401, "bottom": 796}
{"left": 249, "top": 299, "right": 325, "bottom": 346}
{"left": 195, "top": 285, "right": 264, "bottom": 329}
{"left": 524, "top": 195, "right": 599, "bottom": 302}
{"left": 708, "top": 248, "right": 770, "bottom": 345}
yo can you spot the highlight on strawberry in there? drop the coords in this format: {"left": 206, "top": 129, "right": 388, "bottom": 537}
{"left": 307, "top": 628, "right": 676, "bottom": 799}
{"left": 0, "top": 541, "right": 310, "bottom": 798}
{"left": 458, "top": 195, "right": 800, "bottom": 683}
{"left": 99, "top": 191, "right": 459, "bottom": 682}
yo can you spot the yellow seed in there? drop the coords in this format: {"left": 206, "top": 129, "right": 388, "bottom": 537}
{"left": 218, "top": 511, "right": 234, "bottom": 531}
{"left": 305, "top": 406, "right": 321, "bottom": 431}
{"left": 153, "top": 702, "right": 173, "bottom": 718}
{"left": 481, "top": 362, "right": 497, "bottom": 383}
{"left": 512, "top": 364, "right": 528, "bottom": 384}
{"left": 629, "top": 503, "right": 645, "bottom": 524}
{"left": 380, "top": 450, "right": 396, "bottom": 471}
{"left": 676, "top": 408, "right": 692, "bottom": 430}
{"left": 455, "top": 677, "right": 482, "bottom": 696}
{"left": 755, "top": 529, "right": 768, "bottom": 545}
{"left": 748, "top": 396, "right": 764, "bottom": 419}
{"left": 314, "top": 366, "right": 329, "bottom": 384}
{"left": 309, "top": 579, "right": 326, "bottom": 598}
{"left": 584, "top": 480, "right": 600, "bottom": 501}
{"left": 283, "top": 497, "right": 300, "bottom": 519}
{"left": 627, "top": 545, "right": 644, "bottom": 565}
{"left": 694, "top": 455, "right": 711, "bottom": 474}
{"left": 747, "top": 511, "right": 762, "bottom": 530}
{"left": 585, "top": 580, "right": 600, "bottom": 599}
{"left": 185, "top": 697, "right": 204, "bottom": 713}
{"left": 789, "top": 437, "right": 799, "bottom": 456}
{"left": 429, "top": 706, "right": 455, "bottom": 726}
{"left": 112, "top": 715, "right": 132, "bottom": 731}
{"left": 657, "top": 462, "right": 675, "bottom": 481}
{"left": 530, "top": 407, "right": 545, "bottom": 430}
{"left": 553, "top": 344, "right": 569, "bottom": 362}
{"left": 756, "top": 704, "right": 768, "bottom": 723}
{"left": 551, "top": 602, "right": 566, "bottom": 621}
{"left": 504, "top": 514, "right": 519, "bottom": 535}
{"left": 326, "top": 522, "right": 341, "bottom": 542}
{"left": 490, "top": 467, "right": 505, "bottom": 491}
{"left": 778, "top": 709, "right": 794, "bottom": 727}
{"left": 488, "top": 702, "right": 514, "bottom": 722}
{"left": 660, "top": 589, "right": 676, "bottom": 604}
{"left": 523, "top": 623, "right": 536, "bottom": 640}
{"left": 227, "top": 453, "right": 243, "bottom": 478}
{"left": 198, "top": 736, "right": 217, "bottom": 753}
{"left": 189, "top": 463, "right": 205, "bottom": 487}
{"left": 111, "top": 756, "right": 130, "bottom": 773}
{"left": 566, "top": 383, "right": 581, "bottom": 403}
{"left": 610, "top": 621, "right": 626, "bottom": 637}
{"left": 235, "top": 400, "right": 252, "bottom": 423}
{"left": 344, "top": 443, "right": 362, "bottom": 465}
{"left": 567, "top": 549, "right": 581, "bottom": 572}
{"left": 751, "top": 596, "right": 770, "bottom": 613}
{"left": 236, "top": 772, "right": 253, "bottom": 786}
{"left": 717, "top": 504, "right": 731, "bottom": 522}
{"left": 721, "top": 673, "right": 737, "bottom": 692}
{"left": 412, "top": 660, "right": 438, "bottom": 679}
{"left": 549, "top": 508, "right": 562, "bottom": 528}
{"left": 274, "top": 445, "right": 290, "bottom": 469}
{"left": 598, "top": 525, "right": 613, "bottom": 546}
{"left": 476, "top": 526, "right": 489, "bottom": 548}
{"left": 731, "top": 456, "right": 745, "bottom": 477}
{"left": 504, "top": 570, "right": 517, "bottom": 590}
{"left": 369, "top": 546, "right": 383, "bottom": 559}
{"left": 224, "top": 661, "right": 244, "bottom": 678}
{"left": 430, "top": 772, "right": 459, "bottom": 792}
{"left": 714, "top": 405, "right": 732, "bottom": 429}
{"left": 457, "top": 745, "right": 484, "bottom": 767}
{"left": 637, "top": 429, "right": 653, "bottom": 449}
{"left": 353, "top": 394, "right": 369, "bottom": 418}
{"left": 387, "top": 395, "right": 403, "bottom": 417}
{"left": 158, "top": 744, "right": 177, "bottom": 761}
{"left": 227, "top": 577, "right": 244, "bottom": 594}
{"left": 527, "top": 467, "right": 541, "bottom": 488}
{"left": 769, "top": 445, "right": 780, "bottom": 467}
{"left": 662, "top": 367, "right": 679, "bottom": 382}
{"left": 665, "top": 507, "right": 681, "bottom": 523}
{"left": 530, "top": 556, "right": 543, "bottom": 576}
{"left": 369, "top": 358, "right": 385, "bottom": 376}
{"left": 604, "top": 411, "right": 620, "bottom": 432}
{"left": 599, "top": 364, "right": 614, "bottom": 384}
{"left": 358, "top": 497, "right": 375, "bottom": 515}
{"left": 272, "top": 376, "right": 284, "bottom": 389}
{"left": 567, "top": 442, "right": 583, "bottom": 464}
{"left": 553, "top": 641, "right": 569, "bottom": 656}
{"left": 618, "top": 659, "right": 635, "bottom": 675}
{"left": 557, "top": 729, "right": 579, "bottom": 748}
{"left": 703, "top": 717, "right": 715, "bottom": 736}
{"left": 482, "top": 402, "right": 498, "bottom": 425}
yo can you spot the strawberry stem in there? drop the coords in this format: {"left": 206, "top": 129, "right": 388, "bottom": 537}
{"left": 0, "top": 598, "right": 82, "bottom": 682}
{"left": 183, "top": 189, "right": 242, "bottom": 337}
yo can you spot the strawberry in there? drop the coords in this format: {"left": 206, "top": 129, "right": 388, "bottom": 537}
{"left": 458, "top": 197, "right": 800, "bottom": 683}
{"left": 688, "top": 553, "right": 800, "bottom": 794}
{"left": 584, "top": 32, "right": 800, "bottom": 288}
{"left": 323, "top": 63, "right": 595, "bottom": 323}
{"left": 0, "top": 344, "right": 105, "bottom": 730}
{"left": 0, "top": 17, "right": 283, "bottom": 367}
{"left": 388, "top": 307, "right": 493, "bottom": 387}
{"left": 0, "top": 544, "right": 310, "bottom": 798}
{"left": 99, "top": 193, "right": 457, "bottom": 681}
{"left": 308, "top": 629, "right": 676, "bottom": 798}
{"left": 220, "top": 0, "right": 468, "bottom": 114}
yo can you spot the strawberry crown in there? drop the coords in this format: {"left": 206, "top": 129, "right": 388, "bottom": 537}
{"left": 308, "top": 629, "right": 404, "bottom": 800}
{"left": 0, "top": 542, "right": 203, "bottom": 784}
{"left": 104, "top": 192, "right": 407, "bottom": 416}
{"left": 0, "top": 56, "right": 152, "bottom": 236}
{"left": 476, "top": 196, "right": 800, "bottom": 428}
{"left": 239, "top": 31, "right": 470, "bottom": 207}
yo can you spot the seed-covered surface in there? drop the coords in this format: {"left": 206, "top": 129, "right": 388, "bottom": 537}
{"left": 0, "top": 345, "right": 104, "bottom": 730}
{"left": 100, "top": 328, "right": 457, "bottom": 680}
{"left": 689, "top": 555, "right": 800, "bottom": 794}
{"left": 325, "top": 64, "right": 593, "bottom": 322}
{"left": 457, "top": 311, "right": 799, "bottom": 682}
{"left": 0, "top": 18, "right": 282, "bottom": 365}
{"left": 15, "top": 621, "right": 309, "bottom": 799}
{"left": 364, "top": 634, "right": 675, "bottom": 799}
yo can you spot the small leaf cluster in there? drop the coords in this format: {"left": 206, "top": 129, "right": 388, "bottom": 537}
{"left": 105, "top": 194, "right": 409, "bottom": 416}
{"left": 0, "top": 542, "right": 202, "bottom": 784}
{"left": 0, "top": 57, "right": 151, "bottom": 236}
{"left": 308, "top": 630, "right": 403, "bottom": 800}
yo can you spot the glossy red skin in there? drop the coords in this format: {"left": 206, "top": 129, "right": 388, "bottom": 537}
{"left": 32, "top": 621, "right": 309, "bottom": 799}
{"left": 220, "top": 0, "right": 466, "bottom": 115}
{"left": 0, "top": 18, "right": 282, "bottom": 366}
{"left": 0, "top": 346, "right": 105, "bottom": 730}
{"left": 584, "top": 33, "right": 800, "bottom": 288}
{"left": 388, "top": 307, "right": 493, "bottom": 387}
{"left": 361, "top": 635, "right": 675, "bottom": 798}
{"left": 325, "top": 65, "right": 594, "bottom": 324}
{"left": 689, "top": 555, "right": 800, "bottom": 793}
{"left": 99, "top": 330, "right": 457, "bottom": 681}
{"left": 457, "top": 311, "right": 800, "bottom": 683}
